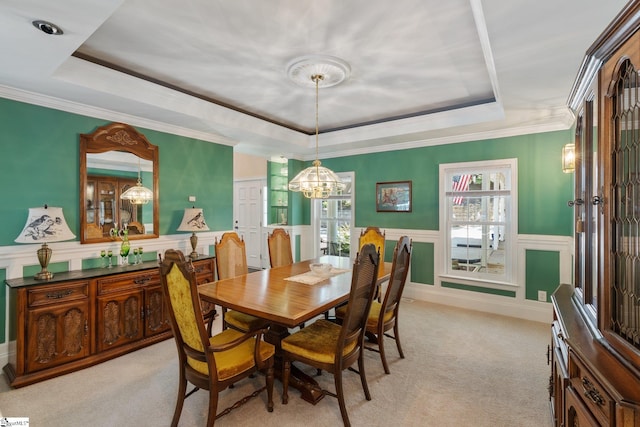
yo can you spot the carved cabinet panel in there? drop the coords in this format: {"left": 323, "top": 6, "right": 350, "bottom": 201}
{"left": 97, "top": 290, "right": 144, "bottom": 352}
{"left": 24, "top": 281, "right": 90, "bottom": 374}
{"left": 144, "top": 284, "right": 170, "bottom": 336}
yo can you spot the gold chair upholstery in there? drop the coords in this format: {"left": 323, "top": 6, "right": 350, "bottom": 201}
{"left": 267, "top": 228, "right": 294, "bottom": 268}
{"left": 159, "top": 249, "right": 275, "bottom": 427}
{"left": 281, "top": 243, "right": 380, "bottom": 427}
{"left": 215, "top": 232, "right": 269, "bottom": 332}
{"left": 336, "top": 236, "right": 412, "bottom": 374}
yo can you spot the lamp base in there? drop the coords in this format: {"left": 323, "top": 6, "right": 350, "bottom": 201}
{"left": 35, "top": 243, "right": 53, "bottom": 280}
{"left": 35, "top": 270, "right": 54, "bottom": 280}
{"left": 189, "top": 232, "right": 199, "bottom": 259}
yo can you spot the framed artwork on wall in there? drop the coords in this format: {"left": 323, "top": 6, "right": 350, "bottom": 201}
{"left": 376, "top": 181, "right": 412, "bottom": 212}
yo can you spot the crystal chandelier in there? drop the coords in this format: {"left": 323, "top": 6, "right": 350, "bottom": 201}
{"left": 287, "top": 56, "right": 347, "bottom": 198}
{"left": 121, "top": 159, "right": 153, "bottom": 204}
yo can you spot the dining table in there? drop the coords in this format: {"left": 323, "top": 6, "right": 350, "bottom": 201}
{"left": 198, "top": 255, "right": 392, "bottom": 404}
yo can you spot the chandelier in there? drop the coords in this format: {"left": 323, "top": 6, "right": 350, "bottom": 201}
{"left": 287, "top": 56, "right": 348, "bottom": 198}
{"left": 121, "top": 159, "right": 153, "bottom": 204}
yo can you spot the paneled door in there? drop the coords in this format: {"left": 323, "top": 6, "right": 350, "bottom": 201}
{"left": 234, "top": 179, "right": 266, "bottom": 269}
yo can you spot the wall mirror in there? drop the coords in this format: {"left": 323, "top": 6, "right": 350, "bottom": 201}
{"left": 80, "top": 122, "right": 159, "bottom": 244}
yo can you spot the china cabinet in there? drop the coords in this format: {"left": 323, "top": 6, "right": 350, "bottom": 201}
{"left": 3, "top": 256, "right": 215, "bottom": 388}
{"left": 85, "top": 175, "right": 140, "bottom": 238}
{"left": 550, "top": 2, "right": 640, "bottom": 425}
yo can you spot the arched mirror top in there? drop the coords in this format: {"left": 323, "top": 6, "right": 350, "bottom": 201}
{"left": 80, "top": 122, "right": 159, "bottom": 244}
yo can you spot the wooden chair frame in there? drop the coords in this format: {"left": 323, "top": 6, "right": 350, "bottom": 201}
{"left": 281, "top": 244, "right": 380, "bottom": 427}
{"left": 159, "top": 249, "right": 274, "bottom": 427}
{"left": 215, "top": 232, "right": 268, "bottom": 332}
{"left": 267, "top": 228, "right": 293, "bottom": 268}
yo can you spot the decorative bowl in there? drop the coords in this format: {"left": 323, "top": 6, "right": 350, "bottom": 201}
{"left": 309, "top": 262, "right": 332, "bottom": 276}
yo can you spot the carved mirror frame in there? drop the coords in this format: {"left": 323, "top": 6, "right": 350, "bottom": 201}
{"left": 80, "top": 122, "right": 159, "bottom": 244}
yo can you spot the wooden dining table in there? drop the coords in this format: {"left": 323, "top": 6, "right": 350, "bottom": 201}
{"left": 198, "top": 255, "right": 392, "bottom": 404}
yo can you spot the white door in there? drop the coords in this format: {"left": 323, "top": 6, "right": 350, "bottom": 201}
{"left": 234, "top": 179, "right": 265, "bottom": 269}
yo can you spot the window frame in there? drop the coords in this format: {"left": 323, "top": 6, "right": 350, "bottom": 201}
{"left": 439, "top": 158, "right": 518, "bottom": 286}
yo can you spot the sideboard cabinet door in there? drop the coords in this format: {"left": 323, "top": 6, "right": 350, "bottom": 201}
{"left": 24, "top": 281, "right": 90, "bottom": 373}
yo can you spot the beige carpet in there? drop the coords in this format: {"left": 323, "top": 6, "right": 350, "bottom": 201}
{"left": 0, "top": 299, "right": 552, "bottom": 426}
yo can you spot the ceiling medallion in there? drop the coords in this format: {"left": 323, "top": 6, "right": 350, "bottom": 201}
{"left": 286, "top": 55, "right": 351, "bottom": 88}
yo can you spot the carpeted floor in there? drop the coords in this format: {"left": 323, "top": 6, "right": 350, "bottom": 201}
{"left": 0, "top": 299, "right": 552, "bottom": 426}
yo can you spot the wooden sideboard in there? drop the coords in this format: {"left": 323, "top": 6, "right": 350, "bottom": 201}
{"left": 3, "top": 255, "right": 216, "bottom": 388}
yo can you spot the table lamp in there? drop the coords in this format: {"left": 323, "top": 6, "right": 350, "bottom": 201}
{"left": 176, "top": 207, "right": 209, "bottom": 259}
{"left": 15, "top": 205, "right": 76, "bottom": 280}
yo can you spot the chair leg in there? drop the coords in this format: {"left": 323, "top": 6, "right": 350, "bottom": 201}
{"left": 205, "top": 388, "right": 219, "bottom": 427}
{"left": 266, "top": 364, "right": 274, "bottom": 412}
{"left": 334, "top": 370, "right": 351, "bottom": 427}
{"left": 393, "top": 322, "right": 405, "bottom": 359}
{"left": 378, "top": 331, "right": 390, "bottom": 374}
{"left": 282, "top": 359, "right": 290, "bottom": 404}
{"left": 171, "top": 375, "right": 187, "bottom": 427}
{"left": 358, "top": 351, "right": 372, "bottom": 401}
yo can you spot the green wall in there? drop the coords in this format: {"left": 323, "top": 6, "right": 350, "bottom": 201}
{"left": 298, "top": 130, "right": 574, "bottom": 236}
{"left": 0, "top": 97, "right": 233, "bottom": 247}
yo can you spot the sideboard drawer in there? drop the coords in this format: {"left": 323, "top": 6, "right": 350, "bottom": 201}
{"left": 569, "top": 350, "right": 613, "bottom": 426}
{"left": 27, "top": 281, "right": 89, "bottom": 308}
{"left": 192, "top": 258, "right": 215, "bottom": 285}
{"left": 97, "top": 270, "right": 160, "bottom": 295}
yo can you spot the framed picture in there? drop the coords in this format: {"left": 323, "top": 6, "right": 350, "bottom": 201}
{"left": 376, "top": 181, "right": 412, "bottom": 212}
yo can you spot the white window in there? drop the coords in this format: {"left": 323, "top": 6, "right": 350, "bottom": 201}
{"left": 312, "top": 172, "right": 355, "bottom": 259}
{"left": 440, "top": 159, "right": 517, "bottom": 283}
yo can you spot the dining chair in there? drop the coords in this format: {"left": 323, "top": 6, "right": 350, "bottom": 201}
{"left": 267, "top": 228, "right": 293, "bottom": 267}
{"left": 158, "top": 249, "right": 275, "bottom": 427}
{"left": 359, "top": 226, "right": 386, "bottom": 280}
{"left": 336, "top": 236, "right": 412, "bottom": 374}
{"left": 281, "top": 243, "right": 380, "bottom": 427}
{"left": 215, "top": 232, "right": 269, "bottom": 332}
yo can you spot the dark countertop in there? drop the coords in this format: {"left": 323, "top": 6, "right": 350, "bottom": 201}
{"left": 5, "top": 254, "right": 215, "bottom": 289}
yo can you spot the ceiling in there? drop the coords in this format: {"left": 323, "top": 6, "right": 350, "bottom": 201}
{"left": 0, "top": 0, "right": 630, "bottom": 160}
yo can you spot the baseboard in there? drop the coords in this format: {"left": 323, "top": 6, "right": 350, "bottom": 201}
{"left": 404, "top": 282, "right": 553, "bottom": 324}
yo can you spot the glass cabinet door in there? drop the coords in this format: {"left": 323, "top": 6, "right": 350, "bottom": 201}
{"left": 98, "top": 180, "right": 116, "bottom": 235}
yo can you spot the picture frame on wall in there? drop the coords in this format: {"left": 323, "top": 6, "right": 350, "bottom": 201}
{"left": 376, "top": 181, "right": 412, "bottom": 212}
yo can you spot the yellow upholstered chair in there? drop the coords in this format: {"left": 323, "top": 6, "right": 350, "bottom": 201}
{"left": 158, "top": 249, "right": 275, "bottom": 427}
{"left": 359, "top": 226, "right": 386, "bottom": 279}
{"left": 215, "top": 232, "right": 269, "bottom": 332}
{"left": 267, "top": 228, "right": 293, "bottom": 268}
{"left": 336, "top": 236, "right": 412, "bottom": 374}
{"left": 281, "top": 243, "right": 380, "bottom": 427}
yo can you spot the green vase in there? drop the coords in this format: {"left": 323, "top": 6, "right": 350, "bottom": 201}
{"left": 119, "top": 231, "right": 130, "bottom": 264}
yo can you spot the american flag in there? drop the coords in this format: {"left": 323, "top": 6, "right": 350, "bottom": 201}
{"left": 452, "top": 174, "right": 471, "bottom": 205}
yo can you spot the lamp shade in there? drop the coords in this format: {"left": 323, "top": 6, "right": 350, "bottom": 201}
{"left": 177, "top": 208, "right": 210, "bottom": 232}
{"left": 15, "top": 206, "right": 76, "bottom": 243}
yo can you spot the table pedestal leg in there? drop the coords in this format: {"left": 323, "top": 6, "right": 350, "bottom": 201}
{"left": 265, "top": 324, "right": 325, "bottom": 404}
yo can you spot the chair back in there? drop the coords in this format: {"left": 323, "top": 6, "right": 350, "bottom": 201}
{"left": 159, "top": 249, "right": 214, "bottom": 375}
{"left": 359, "top": 227, "right": 386, "bottom": 276}
{"left": 338, "top": 243, "right": 379, "bottom": 366}
{"left": 215, "top": 232, "right": 248, "bottom": 280}
{"left": 267, "top": 228, "right": 293, "bottom": 268}
{"left": 381, "top": 236, "right": 412, "bottom": 324}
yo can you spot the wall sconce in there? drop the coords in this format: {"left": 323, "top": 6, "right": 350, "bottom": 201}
{"left": 562, "top": 143, "right": 575, "bottom": 173}
{"left": 15, "top": 205, "right": 76, "bottom": 280}
{"left": 177, "top": 207, "right": 209, "bottom": 259}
